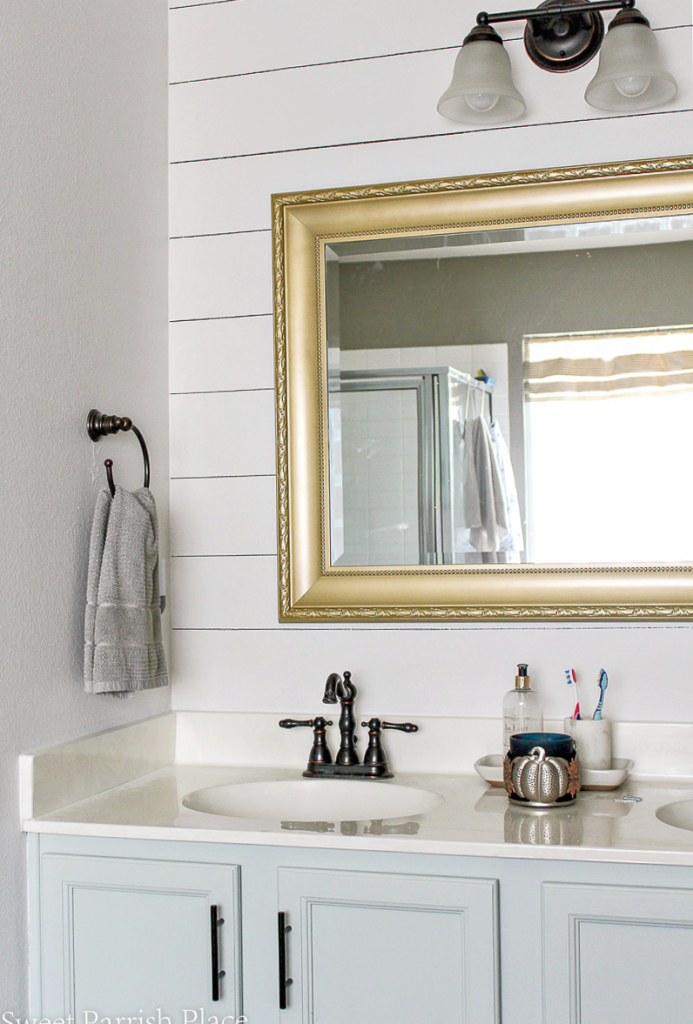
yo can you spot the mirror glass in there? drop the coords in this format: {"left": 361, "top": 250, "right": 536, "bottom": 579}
{"left": 325, "top": 216, "right": 693, "bottom": 568}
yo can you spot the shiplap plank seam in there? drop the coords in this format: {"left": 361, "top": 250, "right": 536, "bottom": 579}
{"left": 171, "top": 1, "right": 240, "bottom": 8}
{"left": 170, "top": 624, "right": 686, "bottom": 631}
{"left": 170, "top": 108, "right": 693, "bottom": 166}
{"left": 170, "top": 228, "right": 270, "bottom": 239}
{"left": 170, "top": 313, "right": 273, "bottom": 322}
{"left": 169, "top": 114, "right": 693, "bottom": 239}
{"left": 170, "top": 477, "right": 275, "bottom": 484}
{"left": 170, "top": 387, "right": 274, "bottom": 395}
{"left": 170, "top": 317, "right": 272, "bottom": 324}
{"left": 170, "top": 45, "right": 472, "bottom": 86}
{"left": 171, "top": 474, "right": 276, "bottom": 479}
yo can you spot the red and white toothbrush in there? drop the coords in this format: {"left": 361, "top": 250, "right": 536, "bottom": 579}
{"left": 565, "top": 668, "right": 582, "bottom": 720}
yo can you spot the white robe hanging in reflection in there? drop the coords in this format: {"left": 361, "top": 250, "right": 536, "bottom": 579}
{"left": 460, "top": 415, "right": 509, "bottom": 554}
{"left": 490, "top": 421, "right": 524, "bottom": 562}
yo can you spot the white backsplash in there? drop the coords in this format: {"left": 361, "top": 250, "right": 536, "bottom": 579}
{"left": 21, "top": 712, "right": 693, "bottom": 822}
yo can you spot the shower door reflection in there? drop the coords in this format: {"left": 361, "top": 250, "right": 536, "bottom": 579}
{"left": 329, "top": 368, "right": 493, "bottom": 566}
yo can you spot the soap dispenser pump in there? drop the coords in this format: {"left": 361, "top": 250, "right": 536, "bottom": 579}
{"left": 502, "top": 663, "right": 543, "bottom": 752}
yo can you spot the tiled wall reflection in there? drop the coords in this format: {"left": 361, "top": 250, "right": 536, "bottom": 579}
{"left": 337, "top": 344, "right": 510, "bottom": 565}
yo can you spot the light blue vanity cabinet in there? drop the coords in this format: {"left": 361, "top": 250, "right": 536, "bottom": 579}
{"left": 543, "top": 880, "right": 693, "bottom": 1023}
{"left": 29, "top": 833, "right": 693, "bottom": 1024}
{"left": 32, "top": 836, "right": 242, "bottom": 1019}
{"left": 30, "top": 836, "right": 501, "bottom": 1023}
{"left": 277, "top": 866, "right": 499, "bottom": 1023}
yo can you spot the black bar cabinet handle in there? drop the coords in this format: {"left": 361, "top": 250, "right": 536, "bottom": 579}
{"left": 211, "top": 904, "right": 226, "bottom": 1001}
{"left": 278, "top": 911, "right": 293, "bottom": 1009}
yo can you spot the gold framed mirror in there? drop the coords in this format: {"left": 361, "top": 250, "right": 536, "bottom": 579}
{"left": 273, "top": 155, "right": 693, "bottom": 621}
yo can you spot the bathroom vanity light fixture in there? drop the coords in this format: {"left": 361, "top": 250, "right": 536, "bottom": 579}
{"left": 437, "top": 0, "right": 677, "bottom": 124}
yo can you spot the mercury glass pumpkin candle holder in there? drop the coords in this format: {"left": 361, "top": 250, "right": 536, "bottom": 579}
{"left": 504, "top": 732, "right": 580, "bottom": 807}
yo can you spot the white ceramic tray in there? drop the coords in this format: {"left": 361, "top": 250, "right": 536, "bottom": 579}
{"left": 474, "top": 754, "right": 633, "bottom": 791}
{"left": 473, "top": 755, "right": 505, "bottom": 787}
{"left": 581, "top": 759, "right": 633, "bottom": 791}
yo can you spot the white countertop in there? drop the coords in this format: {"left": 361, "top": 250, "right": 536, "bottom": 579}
{"left": 23, "top": 762, "right": 693, "bottom": 866}
{"left": 20, "top": 712, "right": 693, "bottom": 865}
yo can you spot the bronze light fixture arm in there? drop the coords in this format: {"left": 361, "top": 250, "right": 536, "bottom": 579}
{"left": 476, "top": 0, "right": 634, "bottom": 28}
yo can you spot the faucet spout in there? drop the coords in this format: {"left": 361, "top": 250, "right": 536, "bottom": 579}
{"left": 323, "top": 671, "right": 359, "bottom": 766}
{"left": 323, "top": 670, "right": 356, "bottom": 705}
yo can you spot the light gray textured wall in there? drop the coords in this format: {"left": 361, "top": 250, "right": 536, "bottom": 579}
{"left": 0, "top": 1, "right": 170, "bottom": 1007}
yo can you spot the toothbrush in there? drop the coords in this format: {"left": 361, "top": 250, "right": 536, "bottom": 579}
{"left": 594, "top": 669, "right": 608, "bottom": 720}
{"left": 565, "top": 668, "right": 582, "bottom": 720}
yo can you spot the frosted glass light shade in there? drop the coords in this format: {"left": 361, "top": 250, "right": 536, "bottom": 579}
{"left": 437, "top": 39, "right": 526, "bottom": 125}
{"left": 585, "top": 20, "right": 677, "bottom": 111}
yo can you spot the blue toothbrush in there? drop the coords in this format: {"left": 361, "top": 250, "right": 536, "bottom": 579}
{"left": 594, "top": 669, "right": 608, "bottom": 720}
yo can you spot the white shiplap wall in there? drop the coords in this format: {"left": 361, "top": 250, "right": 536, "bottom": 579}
{"left": 169, "top": 0, "right": 693, "bottom": 724}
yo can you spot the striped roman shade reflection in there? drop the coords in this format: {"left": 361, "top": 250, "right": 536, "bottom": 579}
{"left": 524, "top": 325, "right": 693, "bottom": 399}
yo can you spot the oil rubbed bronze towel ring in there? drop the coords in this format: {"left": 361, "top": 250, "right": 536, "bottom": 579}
{"left": 86, "top": 409, "right": 151, "bottom": 497}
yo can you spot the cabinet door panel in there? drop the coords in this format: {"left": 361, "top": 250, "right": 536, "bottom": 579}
{"left": 40, "top": 853, "right": 241, "bottom": 1018}
{"left": 279, "top": 867, "right": 499, "bottom": 1024}
{"left": 543, "top": 881, "right": 693, "bottom": 1024}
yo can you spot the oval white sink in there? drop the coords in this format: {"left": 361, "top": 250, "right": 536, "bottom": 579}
{"left": 656, "top": 799, "right": 693, "bottom": 832}
{"left": 183, "top": 779, "right": 442, "bottom": 823}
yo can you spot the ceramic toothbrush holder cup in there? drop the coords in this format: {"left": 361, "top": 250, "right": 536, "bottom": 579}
{"left": 563, "top": 717, "right": 612, "bottom": 771}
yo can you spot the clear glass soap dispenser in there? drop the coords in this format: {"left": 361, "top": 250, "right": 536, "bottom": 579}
{"left": 503, "top": 663, "right": 543, "bottom": 752}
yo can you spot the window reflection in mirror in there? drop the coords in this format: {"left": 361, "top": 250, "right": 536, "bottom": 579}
{"left": 325, "top": 215, "right": 693, "bottom": 568}
{"left": 525, "top": 324, "right": 693, "bottom": 563}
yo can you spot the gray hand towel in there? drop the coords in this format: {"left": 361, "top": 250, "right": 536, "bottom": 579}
{"left": 84, "top": 487, "right": 168, "bottom": 694}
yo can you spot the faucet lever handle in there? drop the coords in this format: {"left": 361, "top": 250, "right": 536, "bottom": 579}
{"left": 279, "top": 717, "right": 334, "bottom": 771}
{"left": 382, "top": 721, "right": 419, "bottom": 733}
{"left": 279, "top": 718, "right": 334, "bottom": 729}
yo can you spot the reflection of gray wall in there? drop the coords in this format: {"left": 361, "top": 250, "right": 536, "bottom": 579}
{"left": 338, "top": 240, "right": 693, "bottom": 530}
{"left": 338, "top": 241, "right": 693, "bottom": 347}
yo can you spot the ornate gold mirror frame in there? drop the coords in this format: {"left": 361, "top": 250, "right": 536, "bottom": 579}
{"left": 273, "top": 155, "right": 693, "bottom": 621}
